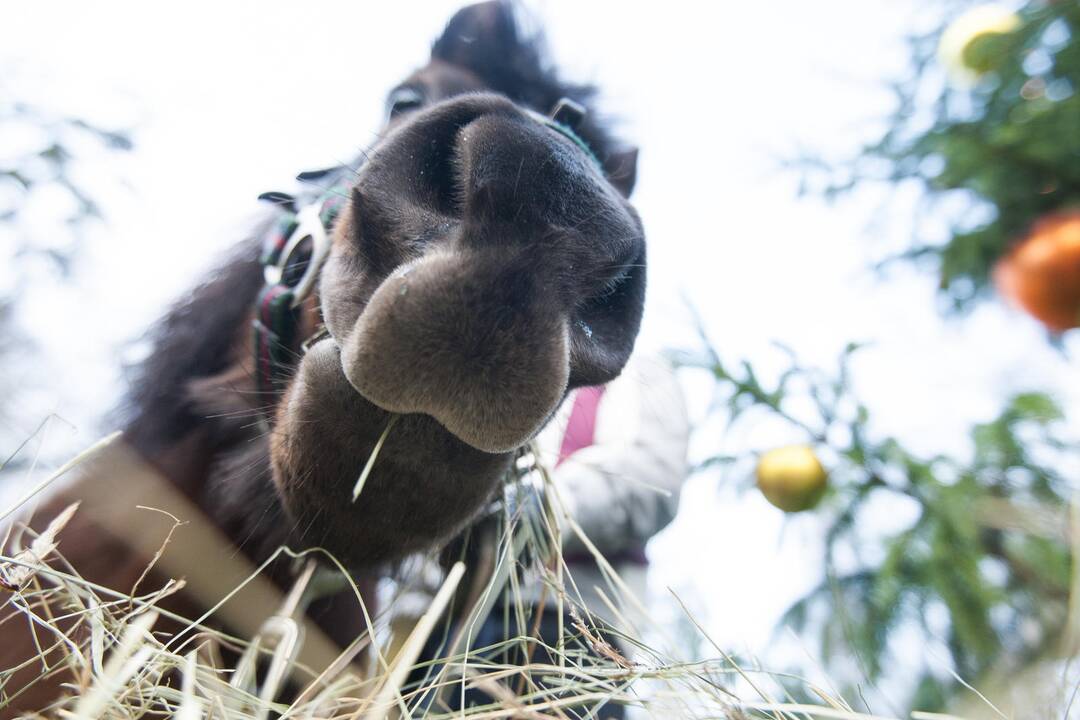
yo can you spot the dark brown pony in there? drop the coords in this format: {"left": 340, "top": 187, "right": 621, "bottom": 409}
{"left": 2, "top": 1, "right": 644, "bottom": 713}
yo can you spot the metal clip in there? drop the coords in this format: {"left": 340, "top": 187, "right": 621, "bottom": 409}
{"left": 549, "top": 97, "right": 587, "bottom": 130}
{"left": 300, "top": 326, "right": 332, "bottom": 354}
{"left": 263, "top": 202, "right": 333, "bottom": 309}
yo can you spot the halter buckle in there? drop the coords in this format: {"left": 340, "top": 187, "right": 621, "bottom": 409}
{"left": 263, "top": 202, "right": 333, "bottom": 309}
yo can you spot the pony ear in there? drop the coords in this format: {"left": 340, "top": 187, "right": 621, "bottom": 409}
{"left": 604, "top": 147, "right": 639, "bottom": 198}
{"left": 432, "top": 1, "right": 522, "bottom": 75}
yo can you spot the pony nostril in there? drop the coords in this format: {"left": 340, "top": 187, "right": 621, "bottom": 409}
{"left": 580, "top": 259, "right": 636, "bottom": 308}
{"left": 593, "top": 265, "right": 633, "bottom": 301}
{"left": 574, "top": 252, "right": 644, "bottom": 337}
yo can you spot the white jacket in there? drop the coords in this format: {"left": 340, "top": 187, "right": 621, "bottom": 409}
{"left": 534, "top": 353, "right": 690, "bottom": 560}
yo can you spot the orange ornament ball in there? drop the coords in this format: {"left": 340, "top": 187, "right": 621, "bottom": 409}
{"left": 994, "top": 212, "right": 1080, "bottom": 332}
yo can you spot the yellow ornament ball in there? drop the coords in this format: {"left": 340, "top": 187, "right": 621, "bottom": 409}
{"left": 938, "top": 5, "right": 1021, "bottom": 83}
{"left": 755, "top": 445, "right": 828, "bottom": 513}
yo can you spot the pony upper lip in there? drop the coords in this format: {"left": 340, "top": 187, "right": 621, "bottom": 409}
{"left": 337, "top": 247, "right": 572, "bottom": 455}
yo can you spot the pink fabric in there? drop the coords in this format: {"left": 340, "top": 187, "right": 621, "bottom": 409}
{"left": 556, "top": 385, "right": 606, "bottom": 467}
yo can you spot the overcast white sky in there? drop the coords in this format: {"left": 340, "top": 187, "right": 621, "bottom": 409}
{"left": 4, "top": 0, "right": 1080, "bottom": 677}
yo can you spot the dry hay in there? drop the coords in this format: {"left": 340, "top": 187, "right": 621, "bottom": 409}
{"left": 0, "top": 434, "right": 1019, "bottom": 720}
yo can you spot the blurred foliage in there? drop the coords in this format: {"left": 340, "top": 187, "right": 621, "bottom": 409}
{"left": 0, "top": 97, "right": 132, "bottom": 462}
{"left": 0, "top": 100, "right": 133, "bottom": 276}
{"left": 698, "top": 1, "right": 1080, "bottom": 707}
{"left": 679, "top": 340, "right": 1078, "bottom": 713}
{"left": 800, "top": 0, "right": 1080, "bottom": 312}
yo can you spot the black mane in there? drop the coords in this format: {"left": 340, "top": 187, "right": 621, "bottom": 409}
{"left": 432, "top": 1, "right": 623, "bottom": 168}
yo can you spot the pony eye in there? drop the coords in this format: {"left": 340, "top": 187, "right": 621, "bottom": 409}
{"left": 387, "top": 87, "right": 425, "bottom": 119}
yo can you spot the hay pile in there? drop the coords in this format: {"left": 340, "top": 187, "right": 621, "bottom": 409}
{"left": 0, "top": 436, "right": 1002, "bottom": 720}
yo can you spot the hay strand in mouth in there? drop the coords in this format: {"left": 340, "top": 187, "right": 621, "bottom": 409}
{"left": 352, "top": 415, "right": 399, "bottom": 503}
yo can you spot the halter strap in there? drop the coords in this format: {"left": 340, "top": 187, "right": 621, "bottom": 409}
{"left": 252, "top": 179, "right": 349, "bottom": 397}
